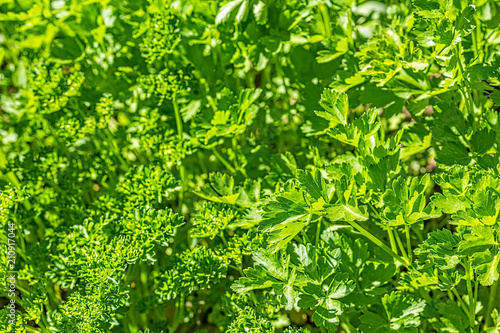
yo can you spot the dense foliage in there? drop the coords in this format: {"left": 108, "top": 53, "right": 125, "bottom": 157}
{"left": 1, "top": 0, "right": 500, "bottom": 332}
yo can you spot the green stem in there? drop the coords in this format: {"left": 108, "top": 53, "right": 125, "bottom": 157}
{"left": 475, "top": 18, "right": 483, "bottom": 62}
{"left": 368, "top": 203, "right": 399, "bottom": 254}
{"left": 249, "top": 290, "right": 259, "bottom": 306}
{"left": 405, "top": 225, "right": 412, "bottom": 263}
{"left": 413, "top": 227, "right": 424, "bottom": 242}
{"left": 367, "top": 202, "right": 382, "bottom": 220}
{"left": 38, "top": 312, "right": 51, "bottom": 332}
{"left": 394, "top": 230, "right": 410, "bottom": 263}
{"left": 173, "top": 92, "right": 183, "bottom": 142}
{"left": 212, "top": 148, "right": 237, "bottom": 174}
{"left": 316, "top": 217, "right": 323, "bottom": 245}
{"left": 302, "top": 213, "right": 314, "bottom": 245}
{"left": 220, "top": 231, "right": 229, "bottom": 248}
{"left": 484, "top": 279, "right": 499, "bottom": 329}
{"left": 300, "top": 229, "right": 311, "bottom": 244}
{"left": 229, "top": 264, "right": 244, "bottom": 275}
{"left": 318, "top": 4, "right": 331, "bottom": 39}
{"left": 197, "top": 150, "right": 208, "bottom": 174}
{"left": 127, "top": 264, "right": 142, "bottom": 330}
{"left": 454, "top": 43, "right": 474, "bottom": 117}
{"left": 473, "top": 277, "right": 479, "bottom": 333}
{"left": 218, "top": 46, "right": 231, "bottom": 88}
{"left": 426, "top": 215, "right": 451, "bottom": 233}
{"left": 231, "top": 137, "right": 240, "bottom": 170}
{"left": 454, "top": 42, "right": 466, "bottom": 79}
{"left": 206, "top": 94, "right": 218, "bottom": 112}
{"left": 173, "top": 93, "right": 186, "bottom": 212}
{"left": 347, "top": 221, "right": 409, "bottom": 266}
{"left": 418, "top": 288, "right": 432, "bottom": 303}
{"left": 471, "top": 21, "right": 478, "bottom": 61}
{"left": 465, "top": 261, "right": 476, "bottom": 332}
{"left": 169, "top": 293, "right": 185, "bottom": 333}
{"left": 139, "top": 263, "right": 149, "bottom": 326}
{"left": 340, "top": 319, "right": 356, "bottom": 333}
{"left": 231, "top": 137, "right": 247, "bottom": 177}
{"left": 448, "top": 290, "right": 454, "bottom": 302}
{"left": 387, "top": 228, "right": 397, "bottom": 254}
{"left": 46, "top": 282, "right": 61, "bottom": 309}
{"left": 451, "top": 287, "right": 471, "bottom": 319}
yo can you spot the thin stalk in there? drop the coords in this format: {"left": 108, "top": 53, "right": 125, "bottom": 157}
{"left": 38, "top": 313, "right": 51, "bottom": 332}
{"left": 212, "top": 148, "right": 237, "bottom": 174}
{"left": 140, "top": 263, "right": 149, "bottom": 326}
{"left": 451, "top": 287, "right": 471, "bottom": 319}
{"left": 454, "top": 44, "right": 474, "bottom": 117}
{"left": 126, "top": 298, "right": 139, "bottom": 332}
{"left": 231, "top": 137, "right": 247, "bottom": 177}
{"left": 126, "top": 268, "right": 141, "bottom": 330}
{"left": 471, "top": 21, "right": 479, "bottom": 61}
{"left": 301, "top": 229, "right": 311, "bottom": 244}
{"left": 293, "top": 235, "right": 304, "bottom": 244}
{"left": 318, "top": 4, "right": 331, "bottom": 39}
{"left": 13, "top": 205, "right": 27, "bottom": 261}
{"left": 448, "top": 290, "right": 454, "bottom": 302}
{"left": 405, "top": 225, "right": 412, "bottom": 263}
{"left": 484, "top": 279, "right": 499, "bottom": 329}
{"left": 218, "top": 46, "right": 231, "bottom": 88}
{"left": 454, "top": 42, "right": 466, "bottom": 78}
{"left": 273, "top": 55, "right": 289, "bottom": 107}
{"left": 231, "top": 137, "right": 240, "bottom": 170}
{"left": 172, "top": 96, "right": 182, "bottom": 137}
{"left": 103, "top": 130, "right": 129, "bottom": 171}
{"left": 46, "top": 283, "right": 61, "bottom": 309}
{"left": 347, "top": 221, "right": 409, "bottom": 266}
{"left": 169, "top": 293, "right": 185, "bottom": 333}
{"left": 394, "top": 230, "right": 410, "bottom": 263}
{"left": 229, "top": 264, "right": 244, "bottom": 276}
{"left": 475, "top": 18, "right": 483, "bottom": 62}
{"left": 249, "top": 290, "right": 259, "bottom": 306}
{"left": 303, "top": 213, "right": 314, "bottom": 245}
{"left": 387, "top": 228, "right": 398, "bottom": 254}
{"left": 245, "top": 71, "right": 256, "bottom": 89}
{"left": 418, "top": 288, "right": 432, "bottom": 303}
{"left": 413, "top": 227, "right": 424, "bottom": 242}
{"left": 173, "top": 93, "right": 186, "bottom": 212}
{"left": 316, "top": 217, "right": 323, "bottom": 245}
{"left": 196, "top": 150, "right": 208, "bottom": 174}
{"left": 473, "top": 277, "right": 479, "bottom": 333}
{"left": 14, "top": 283, "right": 29, "bottom": 295}
{"left": 368, "top": 203, "right": 398, "bottom": 253}
{"left": 220, "top": 231, "right": 229, "bottom": 248}
{"left": 426, "top": 215, "right": 451, "bottom": 233}
{"left": 465, "top": 262, "right": 476, "bottom": 331}
{"left": 340, "top": 319, "right": 356, "bottom": 333}
{"left": 367, "top": 202, "right": 382, "bottom": 219}
{"left": 206, "top": 94, "right": 218, "bottom": 112}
